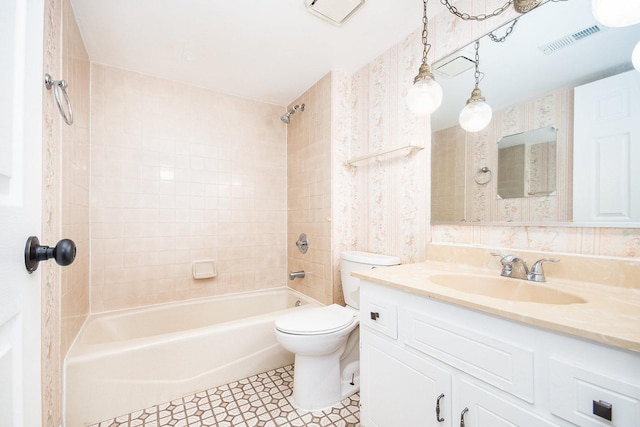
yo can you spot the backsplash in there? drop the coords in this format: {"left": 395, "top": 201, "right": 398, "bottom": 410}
{"left": 431, "top": 224, "right": 640, "bottom": 259}
{"left": 426, "top": 242, "right": 640, "bottom": 289}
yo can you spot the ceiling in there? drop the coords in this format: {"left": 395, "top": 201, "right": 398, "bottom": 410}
{"left": 69, "top": 0, "right": 422, "bottom": 107}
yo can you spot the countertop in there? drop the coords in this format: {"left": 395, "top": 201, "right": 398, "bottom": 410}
{"left": 353, "top": 260, "right": 640, "bottom": 353}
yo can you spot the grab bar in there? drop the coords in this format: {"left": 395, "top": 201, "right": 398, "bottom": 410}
{"left": 45, "top": 73, "right": 73, "bottom": 126}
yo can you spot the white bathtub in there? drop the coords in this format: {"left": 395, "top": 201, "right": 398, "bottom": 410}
{"left": 64, "top": 287, "right": 320, "bottom": 426}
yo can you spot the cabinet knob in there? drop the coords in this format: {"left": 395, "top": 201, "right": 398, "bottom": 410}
{"left": 370, "top": 312, "right": 380, "bottom": 320}
{"left": 459, "top": 407, "right": 469, "bottom": 427}
{"left": 436, "top": 393, "right": 445, "bottom": 422}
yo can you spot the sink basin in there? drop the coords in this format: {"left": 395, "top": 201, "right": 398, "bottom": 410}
{"left": 429, "top": 274, "right": 586, "bottom": 305}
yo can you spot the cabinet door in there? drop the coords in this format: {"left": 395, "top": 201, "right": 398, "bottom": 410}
{"left": 361, "top": 329, "right": 452, "bottom": 427}
{"left": 455, "top": 377, "right": 560, "bottom": 427}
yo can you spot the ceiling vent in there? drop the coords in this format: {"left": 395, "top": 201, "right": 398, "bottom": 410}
{"left": 432, "top": 48, "right": 476, "bottom": 78}
{"left": 305, "top": 0, "right": 365, "bottom": 25}
{"left": 538, "top": 24, "right": 606, "bottom": 55}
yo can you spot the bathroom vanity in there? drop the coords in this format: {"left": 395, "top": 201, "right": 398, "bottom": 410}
{"left": 355, "top": 255, "right": 640, "bottom": 427}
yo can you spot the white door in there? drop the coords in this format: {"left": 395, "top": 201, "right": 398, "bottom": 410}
{"left": 574, "top": 69, "right": 640, "bottom": 223}
{"left": 0, "top": 0, "right": 44, "bottom": 426}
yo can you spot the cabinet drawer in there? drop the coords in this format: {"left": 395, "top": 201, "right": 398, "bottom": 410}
{"left": 402, "top": 307, "right": 534, "bottom": 403}
{"left": 360, "top": 280, "right": 398, "bottom": 339}
{"left": 360, "top": 290, "right": 398, "bottom": 339}
{"left": 549, "top": 358, "right": 640, "bottom": 426}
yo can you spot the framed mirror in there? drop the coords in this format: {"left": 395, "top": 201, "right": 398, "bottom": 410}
{"left": 497, "top": 126, "right": 557, "bottom": 199}
{"left": 430, "top": 0, "right": 640, "bottom": 225}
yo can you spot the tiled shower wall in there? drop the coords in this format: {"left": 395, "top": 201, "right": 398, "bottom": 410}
{"left": 286, "top": 73, "right": 334, "bottom": 305}
{"left": 90, "top": 65, "right": 288, "bottom": 312}
{"left": 60, "top": 0, "right": 90, "bottom": 359}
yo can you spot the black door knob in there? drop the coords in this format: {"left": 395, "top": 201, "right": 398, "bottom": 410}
{"left": 24, "top": 236, "right": 77, "bottom": 273}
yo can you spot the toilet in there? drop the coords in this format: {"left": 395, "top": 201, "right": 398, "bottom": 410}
{"left": 275, "top": 251, "right": 401, "bottom": 410}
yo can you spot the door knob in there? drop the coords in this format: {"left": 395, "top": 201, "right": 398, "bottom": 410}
{"left": 24, "top": 236, "right": 76, "bottom": 273}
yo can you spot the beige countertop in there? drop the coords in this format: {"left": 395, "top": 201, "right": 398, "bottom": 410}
{"left": 353, "top": 260, "right": 640, "bottom": 353}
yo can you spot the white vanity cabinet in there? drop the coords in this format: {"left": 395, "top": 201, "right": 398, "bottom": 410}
{"left": 359, "top": 280, "right": 640, "bottom": 427}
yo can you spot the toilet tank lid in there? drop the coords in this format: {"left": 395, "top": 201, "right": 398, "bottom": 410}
{"left": 341, "top": 251, "right": 401, "bottom": 266}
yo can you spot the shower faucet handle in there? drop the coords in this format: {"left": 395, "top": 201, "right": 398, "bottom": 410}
{"left": 295, "top": 233, "right": 309, "bottom": 254}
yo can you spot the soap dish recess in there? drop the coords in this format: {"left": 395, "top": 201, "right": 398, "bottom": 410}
{"left": 192, "top": 260, "right": 217, "bottom": 279}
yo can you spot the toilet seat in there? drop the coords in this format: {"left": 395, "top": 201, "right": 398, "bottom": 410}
{"left": 275, "top": 304, "right": 356, "bottom": 335}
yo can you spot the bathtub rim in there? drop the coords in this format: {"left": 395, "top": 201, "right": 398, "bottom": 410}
{"left": 66, "top": 286, "right": 321, "bottom": 361}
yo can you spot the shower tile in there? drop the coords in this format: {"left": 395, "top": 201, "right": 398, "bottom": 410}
{"left": 89, "top": 365, "right": 360, "bottom": 427}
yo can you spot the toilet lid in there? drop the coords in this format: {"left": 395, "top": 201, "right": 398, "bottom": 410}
{"left": 275, "top": 304, "right": 355, "bottom": 335}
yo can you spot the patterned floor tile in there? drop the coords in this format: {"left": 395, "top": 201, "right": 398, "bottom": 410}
{"left": 88, "top": 365, "right": 360, "bottom": 427}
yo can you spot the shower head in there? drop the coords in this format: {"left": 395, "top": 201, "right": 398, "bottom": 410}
{"left": 280, "top": 112, "right": 292, "bottom": 124}
{"left": 280, "top": 104, "right": 305, "bottom": 124}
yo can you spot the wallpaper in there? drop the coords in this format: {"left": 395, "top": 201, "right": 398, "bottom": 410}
{"left": 334, "top": 0, "right": 640, "bottom": 261}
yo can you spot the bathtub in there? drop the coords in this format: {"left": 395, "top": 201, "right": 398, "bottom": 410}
{"left": 64, "top": 287, "right": 320, "bottom": 426}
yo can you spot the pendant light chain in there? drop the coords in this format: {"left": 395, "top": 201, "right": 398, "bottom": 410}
{"left": 488, "top": 18, "right": 519, "bottom": 43}
{"left": 439, "top": 0, "right": 514, "bottom": 21}
{"left": 421, "top": 0, "right": 431, "bottom": 65}
{"left": 407, "top": 0, "right": 442, "bottom": 115}
{"left": 473, "top": 40, "right": 482, "bottom": 89}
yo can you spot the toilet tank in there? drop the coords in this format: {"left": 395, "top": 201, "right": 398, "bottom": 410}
{"left": 340, "top": 251, "right": 401, "bottom": 309}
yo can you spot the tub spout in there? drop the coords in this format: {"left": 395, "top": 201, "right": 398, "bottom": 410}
{"left": 289, "top": 270, "right": 305, "bottom": 280}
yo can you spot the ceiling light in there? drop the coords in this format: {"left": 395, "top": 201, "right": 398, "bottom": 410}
{"left": 407, "top": 0, "right": 442, "bottom": 116}
{"left": 459, "top": 41, "right": 492, "bottom": 132}
{"left": 592, "top": 0, "right": 640, "bottom": 27}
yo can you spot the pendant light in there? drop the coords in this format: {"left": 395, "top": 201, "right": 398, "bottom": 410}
{"left": 592, "top": 0, "right": 640, "bottom": 28}
{"left": 407, "top": 0, "right": 442, "bottom": 116}
{"left": 459, "top": 40, "right": 492, "bottom": 132}
{"left": 633, "top": 41, "right": 640, "bottom": 72}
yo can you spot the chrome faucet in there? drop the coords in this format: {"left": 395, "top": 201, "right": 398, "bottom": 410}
{"left": 493, "top": 253, "right": 559, "bottom": 282}
{"left": 497, "top": 254, "right": 529, "bottom": 280}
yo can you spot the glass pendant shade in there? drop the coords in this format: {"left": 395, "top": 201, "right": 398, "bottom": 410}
{"left": 633, "top": 40, "right": 640, "bottom": 72}
{"left": 592, "top": 0, "right": 640, "bottom": 27}
{"left": 459, "top": 99, "right": 492, "bottom": 132}
{"left": 407, "top": 76, "right": 443, "bottom": 116}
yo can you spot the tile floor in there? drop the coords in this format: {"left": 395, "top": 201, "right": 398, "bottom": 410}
{"left": 89, "top": 365, "right": 360, "bottom": 427}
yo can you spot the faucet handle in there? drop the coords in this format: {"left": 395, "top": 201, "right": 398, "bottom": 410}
{"left": 491, "top": 252, "right": 518, "bottom": 264}
{"left": 491, "top": 253, "right": 519, "bottom": 277}
{"left": 528, "top": 258, "right": 560, "bottom": 282}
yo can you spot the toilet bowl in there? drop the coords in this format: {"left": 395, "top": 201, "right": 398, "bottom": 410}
{"left": 275, "top": 251, "right": 401, "bottom": 411}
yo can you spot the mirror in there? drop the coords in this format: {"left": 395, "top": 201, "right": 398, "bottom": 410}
{"left": 430, "top": 0, "right": 640, "bottom": 225}
{"left": 497, "top": 126, "right": 557, "bottom": 199}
